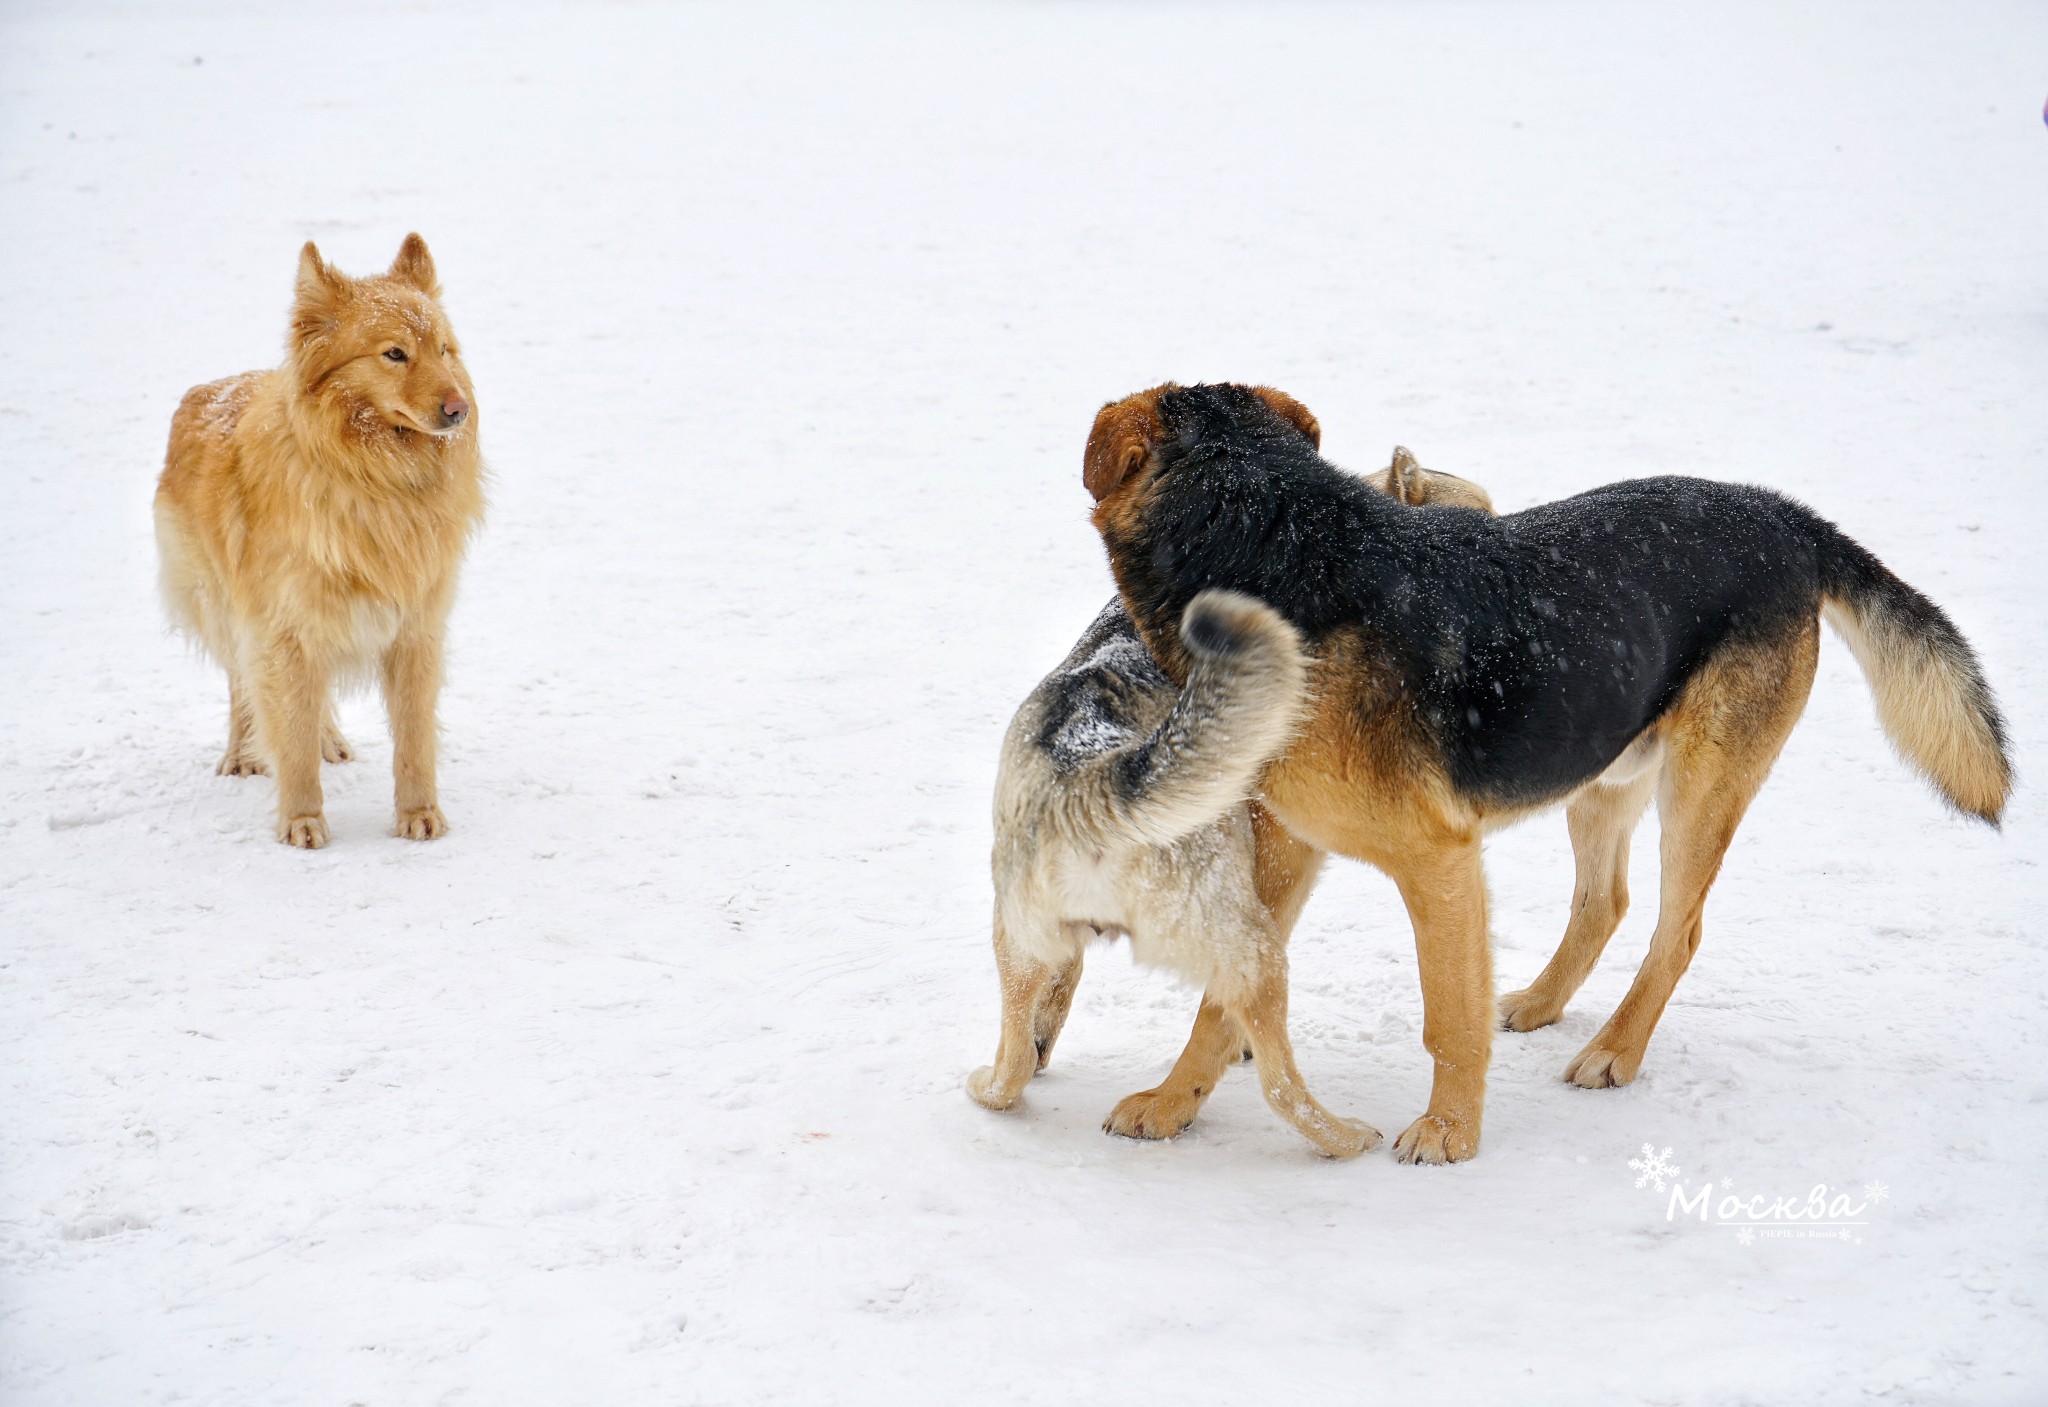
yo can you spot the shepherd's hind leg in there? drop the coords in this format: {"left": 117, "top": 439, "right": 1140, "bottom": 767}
{"left": 1500, "top": 766, "right": 1657, "bottom": 1032}
{"left": 967, "top": 916, "right": 1072, "bottom": 1111}
{"left": 1566, "top": 627, "right": 1818, "bottom": 1088}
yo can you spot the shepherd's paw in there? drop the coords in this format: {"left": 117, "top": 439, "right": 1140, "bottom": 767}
{"left": 1564, "top": 1042, "right": 1641, "bottom": 1089}
{"left": 1498, "top": 987, "right": 1563, "bottom": 1032}
{"left": 1103, "top": 1088, "right": 1199, "bottom": 1140}
{"left": 1392, "top": 1112, "right": 1479, "bottom": 1165}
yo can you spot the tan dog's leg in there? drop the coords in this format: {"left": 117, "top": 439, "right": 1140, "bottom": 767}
{"left": 255, "top": 638, "right": 328, "bottom": 848}
{"left": 1566, "top": 627, "right": 1818, "bottom": 1088}
{"left": 1105, "top": 805, "right": 1326, "bottom": 1139}
{"left": 383, "top": 623, "right": 447, "bottom": 840}
{"left": 1231, "top": 948, "right": 1379, "bottom": 1159}
{"left": 1499, "top": 770, "right": 1657, "bottom": 1032}
{"left": 968, "top": 917, "right": 1072, "bottom": 1110}
{"left": 1387, "top": 838, "right": 1492, "bottom": 1164}
{"left": 217, "top": 674, "right": 267, "bottom": 777}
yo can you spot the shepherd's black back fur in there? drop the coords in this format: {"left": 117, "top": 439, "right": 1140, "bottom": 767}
{"left": 1104, "top": 383, "right": 2001, "bottom": 809}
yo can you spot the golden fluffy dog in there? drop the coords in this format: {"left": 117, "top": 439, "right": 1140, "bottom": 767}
{"left": 154, "top": 234, "right": 485, "bottom": 847}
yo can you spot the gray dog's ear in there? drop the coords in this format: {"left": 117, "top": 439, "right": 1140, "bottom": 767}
{"left": 388, "top": 232, "right": 441, "bottom": 297}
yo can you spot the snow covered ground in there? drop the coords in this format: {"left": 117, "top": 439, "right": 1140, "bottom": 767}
{"left": 3, "top": 0, "right": 2045, "bottom": 1401}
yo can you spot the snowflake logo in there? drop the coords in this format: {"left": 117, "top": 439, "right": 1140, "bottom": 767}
{"left": 1863, "top": 1180, "right": 1889, "bottom": 1204}
{"left": 1735, "top": 1226, "right": 1756, "bottom": 1246}
{"left": 1628, "top": 1144, "right": 1681, "bottom": 1191}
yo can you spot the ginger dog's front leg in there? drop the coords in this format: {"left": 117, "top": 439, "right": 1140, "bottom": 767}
{"left": 383, "top": 622, "right": 447, "bottom": 840}
{"left": 1388, "top": 839, "right": 1492, "bottom": 1164}
{"left": 255, "top": 637, "right": 328, "bottom": 848}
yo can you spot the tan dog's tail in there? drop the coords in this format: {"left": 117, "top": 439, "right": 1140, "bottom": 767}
{"left": 1816, "top": 527, "right": 2011, "bottom": 824}
{"left": 1061, "top": 591, "right": 1308, "bottom": 849}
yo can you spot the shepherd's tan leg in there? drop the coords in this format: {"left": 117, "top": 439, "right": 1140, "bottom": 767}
{"left": 1500, "top": 767, "right": 1658, "bottom": 1032}
{"left": 1106, "top": 805, "right": 1327, "bottom": 1140}
{"left": 254, "top": 638, "right": 328, "bottom": 848}
{"left": 383, "top": 624, "right": 446, "bottom": 839}
{"left": 1566, "top": 627, "right": 1818, "bottom": 1088}
{"left": 1105, "top": 995, "right": 1242, "bottom": 1138}
{"left": 217, "top": 674, "right": 267, "bottom": 777}
{"left": 967, "top": 917, "right": 1071, "bottom": 1111}
{"left": 1387, "top": 837, "right": 1492, "bottom": 1164}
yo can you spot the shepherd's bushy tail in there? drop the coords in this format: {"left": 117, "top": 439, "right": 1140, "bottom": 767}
{"left": 1814, "top": 524, "right": 2011, "bottom": 824}
{"left": 1061, "top": 590, "right": 1308, "bottom": 848}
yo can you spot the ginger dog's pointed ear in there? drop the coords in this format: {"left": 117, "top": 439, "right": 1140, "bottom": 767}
{"left": 295, "top": 242, "right": 341, "bottom": 304}
{"left": 1085, "top": 393, "right": 1166, "bottom": 502}
{"left": 389, "top": 232, "right": 440, "bottom": 296}
{"left": 291, "top": 243, "right": 345, "bottom": 360}
{"left": 1249, "top": 385, "right": 1320, "bottom": 450}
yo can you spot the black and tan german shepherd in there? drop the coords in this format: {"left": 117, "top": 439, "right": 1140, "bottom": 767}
{"left": 1085, "top": 382, "right": 2010, "bottom": 1165}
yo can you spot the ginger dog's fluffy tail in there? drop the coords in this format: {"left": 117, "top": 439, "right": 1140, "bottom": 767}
{"left": 1813, "top": 522, "right": 2011, "bottom": 824}
{"left": 1062, "top": 590, "right": 1308, "bottom": 848}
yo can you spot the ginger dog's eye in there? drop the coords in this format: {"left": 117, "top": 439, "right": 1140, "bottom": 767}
{"left": 383, "top": 347, "right": 407, "bottom": 363}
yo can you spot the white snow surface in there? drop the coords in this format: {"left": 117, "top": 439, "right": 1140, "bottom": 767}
{"left": 3, "top": 1, "right": 2045, "bottom": 1402}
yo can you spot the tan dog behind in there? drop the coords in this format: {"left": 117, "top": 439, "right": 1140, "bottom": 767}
{"left": 154, "top": 235, "right": 485, "bottom": 847}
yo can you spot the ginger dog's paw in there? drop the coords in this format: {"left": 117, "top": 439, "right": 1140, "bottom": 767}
{"left": 279, "top": 813, "right": 329, "bottom": 849}
{"left": 217, "top": 751, "right": 268, "bottom": 777}
{"left": 1392, "top": 1112, "right": 1479, "bottom": 1165}
{"left": 1564, "top": 1042, "right": 1641, "bottom": 1089}
{"left": 321, "top": 729, "right": 354, "bottom": 763}
{"left": 965, "top": 1066, "right": 1016, "bottom": 1111}
{"left": 1311, "top": 1117, "right": 1383, "bottom": 1161}
{"left": 1103, "top": 1088, "right": 1199, "bottom": 1140}
{"left": 1498, "top": 987, "right": 1563, "bottom": 1033}
{"left": 395, "top": 806, "right": 447, "bottom": 841}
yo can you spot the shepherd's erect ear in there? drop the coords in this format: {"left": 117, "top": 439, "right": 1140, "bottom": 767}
{"left": 1248, "top": 386, "right": 1320, "bottom": 450}
{"left": 389, "top": 232, "right": 440, "bottom": 296}
{"left": 1085, "top": 393, "right": 1166, "bottom": 502}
